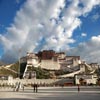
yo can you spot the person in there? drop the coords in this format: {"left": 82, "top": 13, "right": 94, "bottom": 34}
{"left": 22, "top": 84, "right": 24, "bottom": 91}
{"left": 14, "top": 82, "right": 20, "bottom": 92}
{"left": 35, "top": 84, "right": 38, "bottom": 93}
{"left": 61, "top": 84, "right": 64, "bottom": 88}
{"left": 78, "top": 84, "right": 80, "bottom": 92}
{"left": 33, "top": 83, "right": 38, "bottom": 93}
{"left": 33, "top": 83, "right": 35, "bottom": 92}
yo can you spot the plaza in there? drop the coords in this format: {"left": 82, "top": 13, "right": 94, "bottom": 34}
{"left": 0, "top": 86, "right": 100, "bottom": 100}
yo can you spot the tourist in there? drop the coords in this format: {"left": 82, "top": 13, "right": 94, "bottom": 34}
{"left": 78, "top": 84, "right": 80, "bottom": 92}
{"left": 33, "top": 83, "right": 38, "bottom": 93}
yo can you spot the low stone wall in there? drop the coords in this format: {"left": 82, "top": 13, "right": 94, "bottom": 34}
{"left": 0, "top": 78, "right": 74, "bottom": 86}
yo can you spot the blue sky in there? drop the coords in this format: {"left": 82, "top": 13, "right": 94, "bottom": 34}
{"left": 0, "top": 0, "right": 100, "bottom": 64}
{"left": 0, "top": 0, "right": 25, "bottom": 33}
{"left": 0, "top": 0, "right": 25, "bottom": 58}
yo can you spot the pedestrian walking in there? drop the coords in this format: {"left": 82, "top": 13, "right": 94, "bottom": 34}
{"left": 33, "top": 83, "right": 38, "bottom": 93}
{"left": 78, "top": 84, "right": 80, "bottom": 92}
{"left": 33, "top": 83, "right": 35, "bottom": 92}
{"left": 14, "top": 82, "right": 20, "bottom": 92}
{"left": 36, "top": 84, "right": 39, "bottom": 93}
{"left": 22, "top": 84, "right": 24, "bottom": 91}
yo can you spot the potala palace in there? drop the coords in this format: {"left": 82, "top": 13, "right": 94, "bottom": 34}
{"left": 19, "top": 50, "right": 100, "bottom": 85}
{"left": 0, "top": 50, "right": 100, "bottom": 86}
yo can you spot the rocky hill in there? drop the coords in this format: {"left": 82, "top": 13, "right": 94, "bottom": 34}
{"left": 0, "top": 62, "right": 19, "bottom": 78}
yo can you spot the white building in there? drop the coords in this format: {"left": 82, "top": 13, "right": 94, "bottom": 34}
{"left": 75, "top": 74, "right": 98, "bottom": 85}
{"left": 20, "top": 51, "right": 99, "bottom": 79}
{"left": 26, "top": 52, "right": 39, "bottom": 67}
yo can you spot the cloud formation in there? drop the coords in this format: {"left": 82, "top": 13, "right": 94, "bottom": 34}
{"left": 68, "top": 35, "right": 100, "bottom": 64}
{"left": 81, "top": 33, "right": 87, "bottom": 37}
{"left": 0, "top": 0, "right": 100, "bottom": 63}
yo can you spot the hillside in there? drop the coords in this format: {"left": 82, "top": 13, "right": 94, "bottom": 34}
{"left": 0, "top": 62, "right": 19, "bottom": 78}
{"left": 0, "top": 62, "right": 51, "bottom": 79}
{"left": 0, "top": 60, "right": 6, "bottom": 66}
{"left": 0, "top": 62, "right": 55, "bottom": 79}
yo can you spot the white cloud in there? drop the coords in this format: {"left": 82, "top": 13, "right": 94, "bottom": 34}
{"left": 68, "top": 35, "right": 100, "bottom": 64}
{"left": 81, "top": 33, "right": 87, "bottom": 37}
{"left": 91, "top": 35, "right": 100, "bottom": 42}
{"left": 80, "top": 0, "right": 100, "bottom": 16}
{"left": 0, "top": 0, "right": 100, "bottom": 63}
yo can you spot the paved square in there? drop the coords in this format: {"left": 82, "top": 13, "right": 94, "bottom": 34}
{"left": 0, "top": 86, "right": 100, "bottom": 100}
